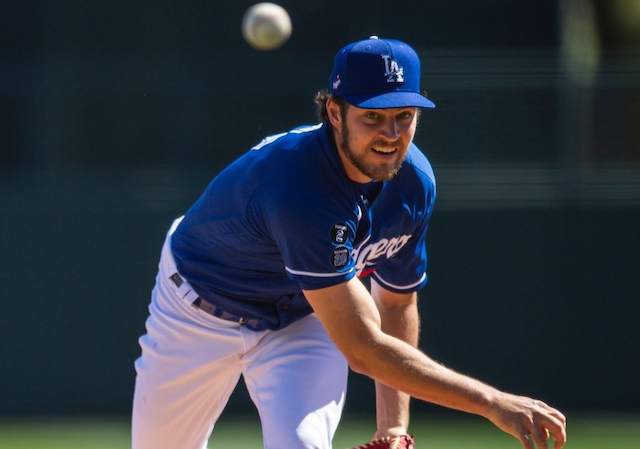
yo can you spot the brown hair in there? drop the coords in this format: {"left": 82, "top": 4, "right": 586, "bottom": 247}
{"left": 313, "top": 89, "right": 348, "bottom": 123}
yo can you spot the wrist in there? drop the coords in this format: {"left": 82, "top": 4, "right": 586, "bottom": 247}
{"left": 480, "top": 387, "right": 504, "bottom": 421}
{"left": 373, "top": 426, "right": 408, "bottom": 439}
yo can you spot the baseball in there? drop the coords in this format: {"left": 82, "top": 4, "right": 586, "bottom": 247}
{"left": 241, "top": 3, "right": 292, "bottom": 51}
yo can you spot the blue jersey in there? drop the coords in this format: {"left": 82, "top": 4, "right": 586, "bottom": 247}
{"left": 171, "top": 123, "right": 436, "bottom": 330}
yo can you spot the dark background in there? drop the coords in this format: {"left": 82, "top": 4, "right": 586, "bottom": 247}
{"left": 1, "top": 0, "right": 639, "bottom": 418}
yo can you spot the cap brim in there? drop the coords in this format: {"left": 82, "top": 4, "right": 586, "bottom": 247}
{"left": 343, "top": 91, "right": 435, "bottom": 109}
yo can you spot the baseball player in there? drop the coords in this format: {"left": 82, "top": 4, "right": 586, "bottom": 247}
{"left": 132, "top": 37, "right": 567, "bottom": 449}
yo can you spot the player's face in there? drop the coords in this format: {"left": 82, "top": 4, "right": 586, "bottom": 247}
{"left": 329, "top": 100, "right": 419, "bottom": 183}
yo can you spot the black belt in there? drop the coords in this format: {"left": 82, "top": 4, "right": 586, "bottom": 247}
{"left": 169, "top": 273, "right": 260, "bottom": 327}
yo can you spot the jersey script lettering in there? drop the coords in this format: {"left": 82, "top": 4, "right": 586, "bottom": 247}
{"left": 353, "top": 234, "right": 412, "bottom": 276}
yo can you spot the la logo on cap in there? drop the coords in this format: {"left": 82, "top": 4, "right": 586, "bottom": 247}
{"left": 382, "top": 55, "right": 404, "bottom": 83}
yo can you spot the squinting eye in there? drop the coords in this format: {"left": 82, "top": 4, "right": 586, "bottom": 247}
{"left": 365, "top": 112, "right": 378, "bottom": 119}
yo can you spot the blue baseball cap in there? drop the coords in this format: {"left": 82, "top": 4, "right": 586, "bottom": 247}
{"left": 329, "top": 36, "right": 435, "bottom": 109}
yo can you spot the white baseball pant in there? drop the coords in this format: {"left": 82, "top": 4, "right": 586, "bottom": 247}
{"left": 132, "top": 220, "right": 349, "bottom": 449}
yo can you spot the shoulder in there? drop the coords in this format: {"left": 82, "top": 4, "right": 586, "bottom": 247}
{"left": 248, "top": 123, "right": 326, "bottom": 157}
{"left": 243, "top": 123, "right": 356, "bottom": 223}
{"left": 212, "top": 123, "right": 333, "bottom": 193}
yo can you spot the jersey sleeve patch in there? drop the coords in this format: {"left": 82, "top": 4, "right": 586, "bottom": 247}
{"left": 330, "top": 246, "right": 350, "bottom": 268}
{"left": 330, "top": 222, "right": 349, "bottom": 245}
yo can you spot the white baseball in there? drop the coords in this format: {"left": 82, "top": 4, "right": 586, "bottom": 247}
{"left": 241, "top": 3, "right": 292, "bottom": 51}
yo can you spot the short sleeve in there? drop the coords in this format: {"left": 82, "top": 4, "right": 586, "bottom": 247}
{"left": 247, "top": 180, "right": 359, "bottom": 290}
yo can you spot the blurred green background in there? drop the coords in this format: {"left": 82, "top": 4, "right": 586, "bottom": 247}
{"left": 1, "top": 0, "right": 639, "bottom": 446}
{"left": 1, "top": 413, "right": 640, "bottom": 448}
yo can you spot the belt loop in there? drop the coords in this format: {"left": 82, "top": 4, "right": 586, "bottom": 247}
{"left": 169, "top": 273, "right": 183, "bottom": 287}
{"left": 170, "top": 272, "right": 196, "bottom": 300}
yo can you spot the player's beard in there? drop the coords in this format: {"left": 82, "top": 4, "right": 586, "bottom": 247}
{"left": 339, "top": 123, "right": 404, "bottom": 182}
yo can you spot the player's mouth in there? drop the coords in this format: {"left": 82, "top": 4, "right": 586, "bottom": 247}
{"left": 371, "top": 145, "right": 397, "bottom": 155}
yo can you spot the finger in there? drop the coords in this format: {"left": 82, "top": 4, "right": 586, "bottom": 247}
{"left": 537, "top": 413, "right": 567, "bottom": 448}
{"left": 529, "top": 424, "right": 549, "bottom": 449}
{"left": 532, "top": 407, "right": 565, "bottom": 432}
{"left": 538, "top": 402, "right": 567, "bottom": 428}
{"left": 541, "top": 427, "right": 550, "bottom": 439}
{"left": 544, "top": 407, "right": 567, "bottom": 428}
{"left": 552, "top": 422, "right": 568, "bottom": 449}
{"left": 518, "top": 433, "right": 535, "bottom": 449}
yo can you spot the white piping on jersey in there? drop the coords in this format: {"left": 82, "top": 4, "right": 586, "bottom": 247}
{"left": 285, "top": 266, "right": 356, "bottom": 277}
{"left": 251, "top": 124, "right": 323, "bottom": 151}
{"left": 290, "top": 124, "right": 323, "bottom": 134}
{"left": 374, "top": 272, "right": 427, "bottom": 291}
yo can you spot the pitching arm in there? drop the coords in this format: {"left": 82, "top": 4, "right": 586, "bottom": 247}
{"left": 303, "top": 277, "right": 567, "bottom": 449}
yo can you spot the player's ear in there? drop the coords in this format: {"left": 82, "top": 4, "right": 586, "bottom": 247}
{"left": 326, "top": 98, "right": 342, "bottom": 130}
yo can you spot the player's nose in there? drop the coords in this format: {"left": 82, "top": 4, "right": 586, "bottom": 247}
{"left": 379, "top": 116, "right": 400, "bottom": 140}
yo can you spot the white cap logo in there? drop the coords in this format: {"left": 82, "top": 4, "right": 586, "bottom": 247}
{"left": 381, "top": 55, "right": 404, "bottom": 83}
{"left": 332, "top": 74, "right": 342, "bottom": 91}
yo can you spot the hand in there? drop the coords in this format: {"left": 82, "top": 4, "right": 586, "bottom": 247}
{"left": 372, "top": 425, "right": 408, "bottom": 440}
{"left": 487, "top": 392, "right": 567, "bottom": 449}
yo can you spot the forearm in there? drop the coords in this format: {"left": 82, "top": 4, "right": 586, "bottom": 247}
{"left": 367, "top": 282, "right": 496, "bottom": 417}
{"left": 374, "top": 295, "right": 419, "bottom": 435}
{"left": 308, "top": 278, "right": 496, "bottom": 418}
{"left": 360, "top": 330, "right": 497, "bottom": 418}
